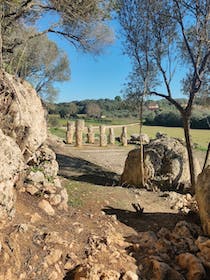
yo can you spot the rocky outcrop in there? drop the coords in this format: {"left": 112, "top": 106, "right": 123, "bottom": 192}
{"left": 0, "top": 129, "right": 24, "bottom": 227}
{"left": 121, "top": 135, "right": 201, "bottom": 191}
{"left": 0, "top": 71, "right": 68, "bottom": 224}
{"left": 195, "top": 166, "right": 210, "bottom": 236}
{"left": 0, "top": 71, "right": 47, "bottom": 162}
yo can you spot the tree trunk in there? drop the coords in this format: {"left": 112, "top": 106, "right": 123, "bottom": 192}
{"left": 183, "top": 115, "right": 196, "bottom": 194}
{"left": 202, "top": 142, "right": 210, "bottom": 171}
{"left": 139, "top": 96, "right": 144, "bottom": 187}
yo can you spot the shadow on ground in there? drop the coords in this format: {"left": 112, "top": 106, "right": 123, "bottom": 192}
{"left": 56, "top": 153, "right": 120, "bottom": 186}
{"left": 103, "top": 206, "right": 200, "bottom": 232}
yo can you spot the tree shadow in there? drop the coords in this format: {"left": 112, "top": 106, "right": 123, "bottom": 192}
{"left": 56, "top": 153, "right": 120, "bottom": 186}
{"left": 102, "top": 206, "right": 200, "bottom": 232}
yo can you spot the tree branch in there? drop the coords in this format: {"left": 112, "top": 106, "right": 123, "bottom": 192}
{"left": 4, "top": 0, "right": 34, "bottom": 18}
{"left": 199, "top": 50, "right": 210, "bottom": 75}
{"left": 174, "top": 0, "right": 198, "bottom": 74}
{"left": 157, "top": 59, "right": 173, "bottom": 98}
{"left": 150, "top": 90, "right": 185, "bottom": 113}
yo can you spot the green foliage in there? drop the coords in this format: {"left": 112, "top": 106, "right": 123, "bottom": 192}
{"left": 84, "top": 102, "right": 101, "bottom": 118}
{"left": 47, "top": 115, "right": 60, "bottom": 127}
{"left": 153, "top": 111, "right": 182, "bottom": 127}
{"left": 68, "top": 103, "right": 78, "bottom": 117}
{"left": 191, "top": 109, "right": 210, "bottom": 129}
{"left": 30, "top": 166, "right": 44, "bottom": 173}
{"left": 114, "top": 95, "right": 122, "bottom": 102}
{"left": 4, "top": 29, "right": 70, "bottom": 102}
{"left": 65, "top": 182, "right": 83, "bottom": 207}
{"left": 59, "top": 109, "right": 68, "bottom": 119}
{"left": 143, "top": 110, "right": 156, "bottom": 124}
{"left": 49, "top": 127, "right": 66, "bottom": 139}
{"left": 45, "top": 175, "right": 54, "bottom": 183}
{"left": 47, "top": 98, "right": 210, "bottom": 130}
{"left": 1, "top": 0, "right": 114, "bottom": 59}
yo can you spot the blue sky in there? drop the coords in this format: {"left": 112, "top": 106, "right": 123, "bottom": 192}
{"left": 48, "top": 23, "right": 132, "bottom": 103}
{"left": 45, "top": 18, "right": 186, "bottom": 103}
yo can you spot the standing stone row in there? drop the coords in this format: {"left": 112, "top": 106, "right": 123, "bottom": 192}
{"left": 66, "top": 121, "right": 128, "bottom": 147}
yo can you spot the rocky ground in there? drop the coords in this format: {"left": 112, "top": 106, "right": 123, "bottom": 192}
{"left": 45, "top": 135, "right": 209, "bottom": 279}
{"left": 1, "top": 70, "right": 209, "bottom": 280}
{"left": 0, "top": 132, "right": 209, "bottom": 280}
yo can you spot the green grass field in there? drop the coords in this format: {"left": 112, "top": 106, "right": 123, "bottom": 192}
{"left": 48, "top": 116, "right": 209, "bottom": 150}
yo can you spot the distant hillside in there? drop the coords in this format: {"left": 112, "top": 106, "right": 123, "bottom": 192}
{"left": 46, "top": 97, "right": 210, "bottom": 129}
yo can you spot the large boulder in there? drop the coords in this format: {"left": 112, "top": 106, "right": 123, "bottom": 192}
{"left": 195, "top": 166, "right": 210, "bottom": 236}
{"left": 0, "top": 71, "right": 68, "bottom": 220}
{"left": 0, "top": 71, "right": 47, "bottom": 162}
{"left": 0, "top": 129, "right": 24, "bottom": 226}
{"left": 121, "top": 135, "right": 201, "bottom": 191}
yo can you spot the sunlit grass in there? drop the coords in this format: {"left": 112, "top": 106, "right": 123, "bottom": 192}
{"left": 48, "top": 116, "right": 209, "bottom": 150}
{"left": 49, "top": 127, "right": 66, "bottom": 139}
{"left": 64, "top": 181, "right": 84, "bottom": 207}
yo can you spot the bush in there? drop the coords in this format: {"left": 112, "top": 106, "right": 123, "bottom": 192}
{"left": 191, "top": 115, "right": 210, "bottom": 129}
{"left": 48, "top": 115, "right": 60, "bottom": 127}
{"left": 153, "top": 111, "right": 182, "bottom": 127}
{"left": 143, "top": 111, "right": 156, "bottom": 125}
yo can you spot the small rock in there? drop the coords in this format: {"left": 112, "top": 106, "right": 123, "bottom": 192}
{"left": 48, "top": 271, "right": 59, "bottom": 280}
{"left": 150, "top": 259, "right": 184, "bottom": 280}
{"left": 195, "top": 236, "right": 210, "bottom": 251}
{"left": 26, "top": 184, "right": 39, "bottom": 195}
{"left": 177, "top": 253, "right": 206, "bottom": 280}
{"left": 75, "top": 227, "right": 84, "bottom": 234}
{"left": 27, "top": 171, "right": 45, "bottom": 183}
{"left": 38, "top": 199, "right": 55, "bottom": 216}
{"left": 58, "top": 200, "right": 68, "bottom": 211}
{"left": 18, "top": 186, "right": 26, "bottom": 192}
{"left": 16, "top": 223, "right": 28, "bottom": 233}
{"left": 45, "top": 231, "right": 68, "bottom": 246}
{"left": 111, "top": 215, "right": 117, "bottom": 221}
{"left": 30, "top": 212, "right": 41, "bottom": 223}
{"left": 60, "top": 189, "right": 68, "bottom": 203}
{"left": 44, "top": 248, "right": 62, "bottom": 266}
{"left": 122, "top": 271, "right": 138, "bottom": 280}
{"left": 43, "top": 182, "right": 57, "bottom": 194}
{"left": 64, "top": 252, "right": 78, "bottom": 270}
{"left": 54, "top": 178, "right": 62, "bottom": 189}
{"left": 19, "top": 272, "right": 26, "bottom": 279}
{"left": 186, "top": 193, "right": 192, "bottom": 201}
{"left": 50, "top": 194, "right": 62, "bottom": 206}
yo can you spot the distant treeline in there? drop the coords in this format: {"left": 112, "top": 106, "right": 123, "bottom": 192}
{"left": 46, "top": 97, "right": 210, "bottom": 129}
{"left": 144, "top": 110, "right": 210, "bottom": 129}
